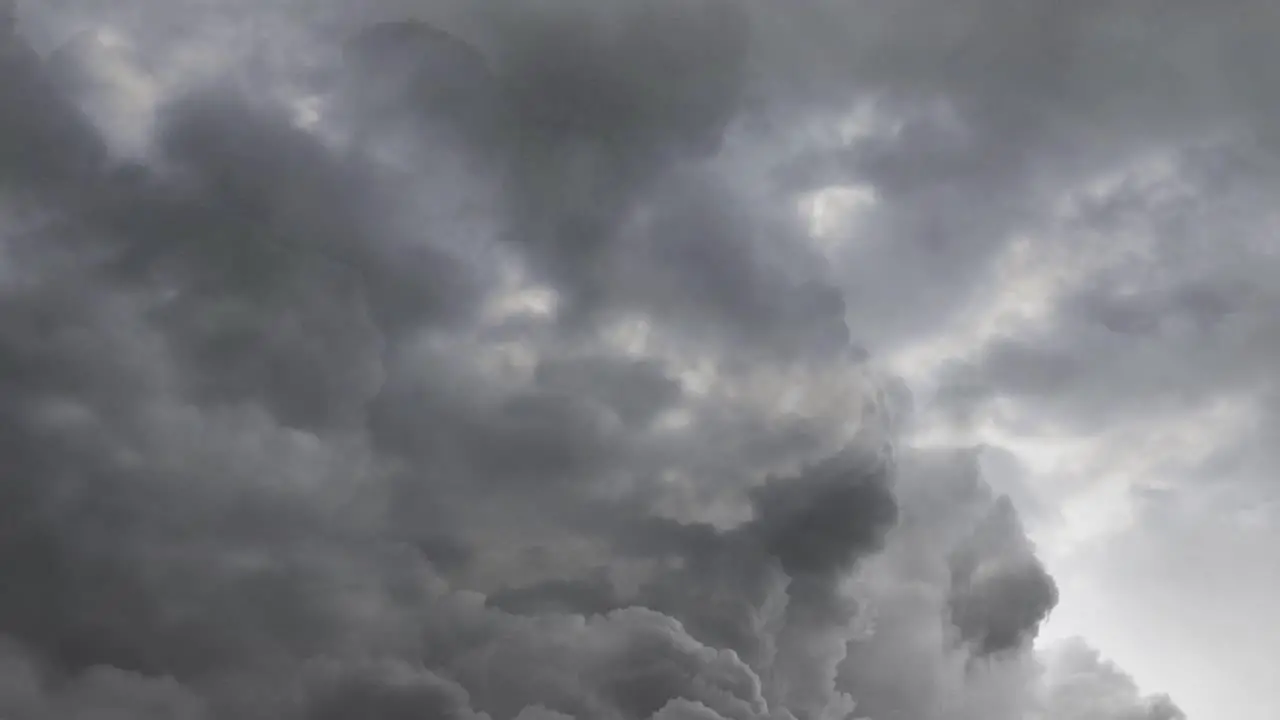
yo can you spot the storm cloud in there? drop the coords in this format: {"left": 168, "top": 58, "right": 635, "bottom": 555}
{"left": 0, "top": 0, "right": 1237, "bottom": 718}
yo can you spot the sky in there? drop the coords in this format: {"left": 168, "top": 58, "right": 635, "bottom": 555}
{"left": 0, "top": 1, "right": 1274, "bottom": 719}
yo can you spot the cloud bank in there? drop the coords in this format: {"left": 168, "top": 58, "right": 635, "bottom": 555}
{"left": 0, "top": 1, "right": 1202, "bottom": 719}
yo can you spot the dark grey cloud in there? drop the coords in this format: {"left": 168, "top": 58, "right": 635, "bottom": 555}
{"left": 0, "top": 641, "right": 209, "bottom": 720}
{"left": 778, "top": 4, "right": 1280, "bottom": 718}
{"left": 844, "top": 0, "right": 1280, "bottom": 430}
{"left": 304, "top": 660, "right": 489, "bottom": 720}
{"left": 947, "top": 497, "right": 1058, "bottom": 656}
{"left": 836, "top": 448, "right": 1031, "bottom": 720}
{"left": 0, "top": 21, "right": 104, "bottom": 191}
{"left": 336, "top": 6, "right": 849, "bottom": 361}
{"left": 0, "top": 2, "right": 1199, "bottom": 720}
{"left": 532, "top": 355, "right": 682, "bottom": 430}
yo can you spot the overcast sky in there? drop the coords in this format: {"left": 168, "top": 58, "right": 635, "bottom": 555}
{"left": 1, "top": 1, "right": 1274, "bottom": 719}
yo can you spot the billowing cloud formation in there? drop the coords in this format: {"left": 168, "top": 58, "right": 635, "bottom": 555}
{"left": 0, "top": 1, "right": 1195, "bottom": 720}
{"left": 1040, "top": 641, "right": 1184, "bottom": 720}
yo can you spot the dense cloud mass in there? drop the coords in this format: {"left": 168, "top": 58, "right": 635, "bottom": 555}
{"left": 0, "top": 0, "right": 1234, "bottom": 718}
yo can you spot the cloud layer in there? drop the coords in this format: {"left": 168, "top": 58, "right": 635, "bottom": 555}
{"left": 0, "top": 0, "right": 1217, "bottom": 718}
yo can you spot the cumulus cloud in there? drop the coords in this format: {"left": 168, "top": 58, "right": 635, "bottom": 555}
{"left": 1040, "top": 641, "right": 1185, "bottom": 720}
{"left": 0, "top": 1, "right": 1206, "bottom": 719}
